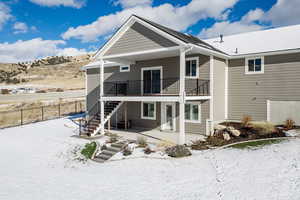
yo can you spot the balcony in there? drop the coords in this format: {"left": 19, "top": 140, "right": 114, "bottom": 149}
{"left": 104, "top": 78, "right": 209, "bottom": 96}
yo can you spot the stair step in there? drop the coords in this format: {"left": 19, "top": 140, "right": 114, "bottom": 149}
{"left": 96, "top": 153, "right": 112, "bottom": 160}
{"left": 102, "top": 150, "right": 115, "bottom": 156}
{"left": 106, "top": 146, "right": 121, "bottom": 152}
{"left": 111, "top": 143, "right": 126, "bottom": 148}
{"left": 93, "top": 157, "right": 106, "bottom": 163}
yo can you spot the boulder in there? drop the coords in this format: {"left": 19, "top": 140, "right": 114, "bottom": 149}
{"left": 223, "top": 133, "right": 231, "bottom": 141}
{"left": 214, "top": 124, "right": 227, "bottom": 131}
{"left": 165, "top": 145, "right": 192, "bottom": 158}
{"left": 230, "top": 129, "right": 241, "bottom": 137}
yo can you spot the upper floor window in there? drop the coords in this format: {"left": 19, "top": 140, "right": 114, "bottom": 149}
{"left": 245, "top": 57, "right": 264, "bottom": 74}
{"left": 120, "top": 65, "right": 130, "bottom": 72}
{"left": 185, "top": 57, "right": 199, "bottom": 78}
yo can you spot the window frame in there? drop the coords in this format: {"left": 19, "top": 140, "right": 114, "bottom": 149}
{"left": 120, "top": 65, "right": 130, "bottom": 72}
{"left": 184, "top": 102, "right": 201, "bottom": 123}
{"left": 185, "top": 57, "right": 199, "bottom": 79}
{"left": 141, "top": 102, "right": 156, "bottom": 120}
{"left": 245, "top": 57, "right": 264, "bottom": 75}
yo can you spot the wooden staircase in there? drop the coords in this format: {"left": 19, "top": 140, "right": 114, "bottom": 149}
{"left": 83, "top": 101, "right": 123, "bottom": 136}
{"left": 93, "top": 142, "right": 127, "bottom": 163}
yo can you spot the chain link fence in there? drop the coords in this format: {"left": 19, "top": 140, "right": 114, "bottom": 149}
{"left": 0, "top": 100, "right": 85, "bottom": 129}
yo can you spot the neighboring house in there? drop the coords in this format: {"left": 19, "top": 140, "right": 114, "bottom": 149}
{"left": 82, "top": 15, "right": 300, "bottom": 144}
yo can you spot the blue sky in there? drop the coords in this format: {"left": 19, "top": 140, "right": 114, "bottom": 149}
{"left": 0, "top": 0, "right": 299, "bottom": 62}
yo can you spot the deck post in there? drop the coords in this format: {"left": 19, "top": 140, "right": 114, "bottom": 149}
{"left": 124, "top": 102, "right": 128, "bottom": 130}
{"left": 178, "top": 48, "right": 186, "bottom": 145}
{"left": 100, "top": 59, "right": 105, "bottom": 135}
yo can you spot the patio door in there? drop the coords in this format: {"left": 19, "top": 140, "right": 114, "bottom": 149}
{"left": 161, "top": 102, "right": 176, "bottom": 131}
{"left": 142, "top": 67, "right": 162, "bottom": 95}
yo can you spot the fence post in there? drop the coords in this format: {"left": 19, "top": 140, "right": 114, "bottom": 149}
{"left": 20, "top": 109, "right": 23, "bottom": 125}
{"left": 79, "top": 119, "right": 82, "bottom": 136}
{"left": 58, "top": 103, "right": 61, "bottom": 117}
{"left": 75, "top": 101, "right": 77, "bottom": 113}
{"left": 41, "top": 106, "right": 44, "bottom": 121}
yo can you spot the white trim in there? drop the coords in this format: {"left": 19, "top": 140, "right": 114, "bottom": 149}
{"left": 141, "top": 102, "right": 156, "bottom": 120}
{"left": 225, "top": 59, "right": 228, "bottom": 119}
{"left": 102, "top": 46, "right": 181, "bottom": 59}
{"left": 230, "top": 48, "right": 300, "bottom": 59}
{"left": 185, "top": 56, "right": 199, "bottom": 79}
{"left": 102, "top": 96, "right": 180, "bottom": 102}
{"left": 141, "top": 66, "right": 163, "bottom": 95}
{"left": 161, "top": 102, "right": 176, "bottom": 132}
{"left": 184, "top": 102, "right": 202, "bottom": 123}
{"left": 120, "top": 65, "right": 130, "bottom": 72}
{"left": 267, "top": 99, "right": 270, "bottom": 122}
{"left": 185, "top": 96, "right": 211, "bottom": 100}
{"left": 245, "top": 56, "right": 264, "bottom": 74}
{"left": 209, "top": 56, "right": 214, "bottom": 124}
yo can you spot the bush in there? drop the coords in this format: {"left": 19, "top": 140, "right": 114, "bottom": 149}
{"left": 143, "top": 147, "right": 155, "bottom": 155}
{"left": 0, "top": 89, "right": 9, "bottom": 94}
{"left": 285, "top": 119, "right": 295, "bottom": 130}
{"left": 206, "top": 136, "right": 227, "bottom": 146}
{"left": 251, "top": 121, "right": 276, "bottom": 135}
{"left": 81, "top": 141, "right": 97, "bottom": 159}
{"left": 191, "top": 140, "right": 209, "bottom": 150}
{"left": 241, "top": 115, "right": 252, "bottom": 128}
{"left": 122, "top": 146, "right": 132, "bottom": 156}
{"left": 136, "top": 136, "right": 147, "bottom": 148}
{"left": 165, "top": 145, "right": 192, "bottom": 158}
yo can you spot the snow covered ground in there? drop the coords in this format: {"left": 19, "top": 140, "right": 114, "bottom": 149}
{"left": 0, "top": 118, "right": 300, "bottom": 200}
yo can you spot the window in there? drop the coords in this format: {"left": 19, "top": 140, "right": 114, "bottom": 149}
{"left": 245, "top": 57, "right": 264, "bottom": 74}
{"left": 185, "top": 57, "right": 199, "bottom": 78}
{"left": 120, "top": 65, "right": 130, "bottom": 72}
{"left": 185, "top": 103, "right": 201, "bottom": 123}
{"left": 141, "top": 102, "right": 156, "bottom": 120}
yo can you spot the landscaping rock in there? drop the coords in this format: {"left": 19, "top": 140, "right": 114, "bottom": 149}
{"left": 223, "top": 133, "right": 231, "bottom": 141}
{"left": 165, "top": 145, "right": 192, "bottom": 158}
{"left": 214, "top": 124, "right": 227, "bottom": 131}
{"left": 284, "top": 129, "right": 298, "bottom": 137}
{"left": 230, "top": 129, "right": 241, "bottom": 137}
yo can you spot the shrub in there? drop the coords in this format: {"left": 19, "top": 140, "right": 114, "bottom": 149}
{"left": 81, "top": 141, "right": 97, "bottom": 159}
{"left": 122, "top": 146, "right": 132, "bottom": 156}
{"left": 191, "top": 140, "right": 209, "bottom": 150}
{"left": 136, "top": 136, "right": 147, "bottom": 148}
{"left": 0, "top": 89, "right": 9, "bottom": 94}
{"left": 165, "top": 145, "right": 192, "bottom": 158}
{"left": 143, "top": 147, "right": 155, "bottom": 155}
{"left": 285, "top": 119, "right": 295, "bottom": 130}
{"left": 241, "top": 115, "right": 252, "bottom": 128}
{"left": 251, "top": 121, "right": 276, "bottom": 135}
{"left": 206, "top": 136, "right": 227, "bottom": 146}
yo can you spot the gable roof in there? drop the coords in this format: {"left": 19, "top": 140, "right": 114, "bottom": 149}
{"left": 132, "top": 15, "right": 226, "bottom": 54}
{"left": 204, "top": 24, "right": 300, "bottom": 56}
{"left": 95, "top": 15, "right": 227, "bottom": 58}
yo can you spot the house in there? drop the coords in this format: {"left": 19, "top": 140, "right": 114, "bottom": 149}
{"left": 82, "top": 15, "right": 300, "bottom": 144}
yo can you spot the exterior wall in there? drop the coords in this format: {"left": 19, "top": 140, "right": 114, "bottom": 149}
{"left": 213, "top": 57, "right": 226, "bottom": 121}
{"left": 228, "top": 52, "right": 300, "bottom": 121}
{"left": 104, "top": 22, "right": 177, "bottom": 56}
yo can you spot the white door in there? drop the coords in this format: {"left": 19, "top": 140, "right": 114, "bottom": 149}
{"left": 161, "top": 103, "right": 176, "bottom": 131}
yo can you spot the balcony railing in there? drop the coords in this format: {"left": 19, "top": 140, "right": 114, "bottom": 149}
{"left": 104, "top": 78, "right": 209, "bottom": 96}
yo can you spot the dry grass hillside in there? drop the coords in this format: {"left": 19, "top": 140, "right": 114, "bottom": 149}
{"left": 0, "top": 54, "right": 92, "bottom": 90}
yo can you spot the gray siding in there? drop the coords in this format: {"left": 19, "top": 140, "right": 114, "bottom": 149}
{"left": 104, "top": 22, "right": 177, "bottom": 56}
{"left": 228, "top": 52, "right": 300, "bottom": 121}
{"left": 213, "top": 57, "right": 226, "bottom": 121}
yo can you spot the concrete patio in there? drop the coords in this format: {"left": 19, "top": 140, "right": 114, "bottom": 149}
{"left": 107, "top": 128, "right": 206, "bottom": 145}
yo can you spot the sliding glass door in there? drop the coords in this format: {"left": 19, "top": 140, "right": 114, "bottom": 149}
{"left": 143, "top": 68, "right": 161, "bottom": 94}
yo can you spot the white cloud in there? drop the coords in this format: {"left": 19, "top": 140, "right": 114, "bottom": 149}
{"left": 199, "top": 9, "right": 265, "bottom": 38}
{"left": 0, "top": 38, "right": 88, "bottom": 63}
{"left": 13, "top": 22, "right": 28, "bottom": 34}
{"left": 113, "top": 0, "right": 153, "bottom": 8}
{"left": 62, "top": 0, "right": 239, "bottom": 42}
{"left": 0, "top": 2, "right": 12, "bottom": 30}
{"left": 29, "top": 0, "right": 86, "bottom": 8}
{"left": 264, "top": 0, "right": 300, "bottom": 26}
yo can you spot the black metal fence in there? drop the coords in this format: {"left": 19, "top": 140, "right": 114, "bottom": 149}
{"left": 0, "top": 100, "right": 85, "bottom": 129}
{"left": 104, "top": 78, "right": 210, "bottom": 96}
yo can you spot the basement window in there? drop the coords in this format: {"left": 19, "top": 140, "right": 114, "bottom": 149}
{"left": 120, "top": 65, "right": 130, "bottom": 72}
{"left": 141, "top": 102, "right": 156, "bottom": 120}
{"left": 185, "top": 103, "right": 201, "bottom": 123}
{"left": 245, "top": 57, "right": 264, "bottom": 74}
